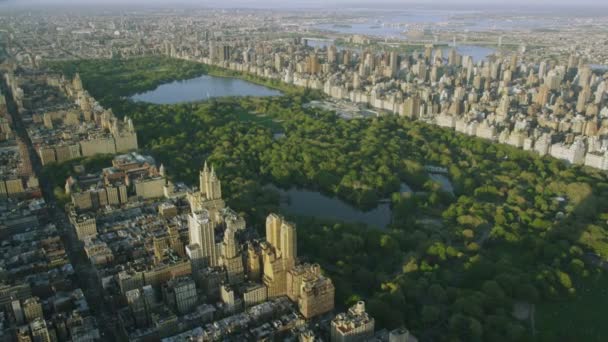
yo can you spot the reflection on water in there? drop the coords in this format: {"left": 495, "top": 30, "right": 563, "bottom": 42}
{"left": 268, "top": 185, "right": 392, "bottom": 229}
{"left": 130, "top": 75, "right": 282, "bottom": 104}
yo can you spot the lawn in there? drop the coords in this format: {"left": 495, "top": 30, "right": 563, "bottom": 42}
{"left": 234, "top": 110, "right": 283, "bottom": 132}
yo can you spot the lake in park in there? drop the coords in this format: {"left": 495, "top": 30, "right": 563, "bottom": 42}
{"left": 130, "top": 75, "right": 282, "bottom": 104}
{"left": 268, "top": 185, "right": 392, "bottom": 229}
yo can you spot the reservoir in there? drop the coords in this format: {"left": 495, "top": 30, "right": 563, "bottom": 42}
{"left": 442, "top": 45, "right": 496, "bottom": 63}
{"left": 130, "top": 75, "right": 282, "bottom": 104}
{"left": 268, "top": 185, "right": 392, "bottom": 229}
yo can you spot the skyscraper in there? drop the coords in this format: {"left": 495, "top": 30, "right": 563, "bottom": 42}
{"left": 328, "top": 45, "right": 337, "bottom": 65}
{"left": 538, "top": 60, "right": 547, "bottom": 81}
{"left": 265, "top": 213, "right": 296, "bottom": 270}
{"left": 126, "top": 287, "right": 153, "bottom": 328}
{"left": 280, "top": 220, "right": 297, "bottom": 270}
{"left": 72, "top": 73, "right": 83, "bottom": 92}
{"left": 262, "top": 242, "right": 287, "bottom": 298}
{"left": 262, "top": 213, "right": 297, "bottom": 297}
{"left": 496, "top": 94, "right": 511, "bottom": 120}
{"left": 306, "top": 53, "right": 320, "bottom": 74}
{"left": 22, "top": 297, "right": 43, "bottom": 323}
{"left": 274, "top": 53, "right": 283, "bottom": 72}
{"left": 219, "top": 226, "right": 245, "bottom": 284}
{"left": 287, "top": 263, "right": 335, "bottom": 319}
{"left": 220, "top": 44, "right": 231, "bottom": 62}
{"left": 246, "top": 242, "right": 262, "bottom": 281}
{"left": 535, "top": 85, "right": 551, "bottom": 106}
{"left": 209, "top": 42, "right": 216, "bottom": 61}
{"left": 30, "top": 317, "right": 51, "bottom": 342}
{"left": 199, "top": 161, "right": 222, "bottom": 201}
{"left": 162, "top": 276, "right": 198, "bottom": 315}
{"left": 188, "top": 210, "right": 217, "bottom": 267}
{"left": 343, "top": 50, "right": 351, "bottom": 66}
{"left": 389, "top": 50, "right": 399, "bottom": 77}
{"left": 401, "top": 94, "right": 421, "bottom": 119}
{"left": 448, "top": 48, "right": 459, "bottom": 66}
{"left": 189, "top": 161, "right": 225, "bottom": 212}
{"left": 424, "top": 44, "right": 433, "bottom": 62}
{"left": 265, "top": 213, "right": 282, "bottom": 249}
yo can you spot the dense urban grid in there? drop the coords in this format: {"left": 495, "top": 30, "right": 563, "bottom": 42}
{"left": 1, "top": 3, "right": 608, "bottom": 342}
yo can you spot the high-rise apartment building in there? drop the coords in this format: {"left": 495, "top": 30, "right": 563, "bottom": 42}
{"left": 17, "top": 138, "right": 32, "bottom": 177}
{"left": 220, "top": 44, "right": 231, "bottom": 62}
{"left": 328, "top": 45, "right": 338, "bottom": 65}
{"left": 246, "top": 242, "right": 262, "bottom": 281}
{"left": 188, "top": 210, "right": 217, "bottom": 267}
{"left": 401, "top": 95, "right": 421, "bottom": 119}
{"left": 126, "top": 286, "right": 155, "bottom": 328}
{"left": 220, "top": 284, "right": 242, "bottom": 314}
{"left": 188, "top": 162, "right": 225, "bottom": 212}
{"left": 306, "top": 53, "right": 321, "bottom": 74}
{"left": 199, "top": 162, "right": 221, "bottom": 200}
{"left": 22, "top": 297, "right": 43, "bottom": 323}
{"left": 287, "top": 263, "right": 335, "bottom": 319}
{"left": 264, "top": 214, "right": 297, "bottom": 270}
{"left": 241, "top": 282, "right": 268, "bottom": 308}
{"left": 262, "top": 242, "right": 287, "bottom": 298}
{"left": 29, "top": 318, "right": 51, "bottom": 342}
{"left": 70, "top": 214, "right": 97, "bottom": 241}
{"left": 162, "top": 276, "right": 198, "bottom": 315}
{"left": 219, "top": 226, "right": 245, "bottom": 284}
{"left": 389, "top": 51, "right": 399, "bottom": 77}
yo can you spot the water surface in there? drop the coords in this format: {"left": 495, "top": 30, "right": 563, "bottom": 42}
{"left": 269, "top": 185, "right": 392, "bottom": 229}
{"left": 313, "top": 9, "right": 560, "bottom": 36}
{"left": 429, "top": 174, "right": 454, "bottom": 194}
{"left": 130, "top": 75, "right": 282, "bottom": 104}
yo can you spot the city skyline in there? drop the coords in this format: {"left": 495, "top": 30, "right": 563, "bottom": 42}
{"left": 2, "top": 0, "right": 608, "bottom": 9}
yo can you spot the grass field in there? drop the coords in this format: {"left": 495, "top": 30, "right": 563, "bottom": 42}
{"left": 234, "top": 111, "right": 283, "bottom": 132}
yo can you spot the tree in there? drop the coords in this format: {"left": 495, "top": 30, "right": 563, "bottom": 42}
{"left": 556, "top": 270, "right": 573, "bottom": 290}
{"left": 421, "top": 305, "right": 441, "bottom": 325}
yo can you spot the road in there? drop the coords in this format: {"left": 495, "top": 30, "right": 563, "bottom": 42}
{"left": 0, "top": 73, "right": 120, "bottom": 341}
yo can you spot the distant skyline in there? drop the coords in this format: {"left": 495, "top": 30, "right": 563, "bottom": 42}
{"left": 1, "top": 0, "right": 608, "bottom": 9}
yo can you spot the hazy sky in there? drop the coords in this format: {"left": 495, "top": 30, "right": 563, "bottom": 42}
{"left": 1, "top": 0, "right": 607, "bottom": 9}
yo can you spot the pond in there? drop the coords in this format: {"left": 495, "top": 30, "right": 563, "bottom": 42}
{"left": 130, "top": 75, "right": 282, "bottom": 104}
{"left": 268, "top": 185, "right": 392, "bottom": 229}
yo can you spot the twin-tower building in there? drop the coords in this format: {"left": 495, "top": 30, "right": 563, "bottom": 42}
{"left": 186, "top": 162, "right": 334, "bottom": 319}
